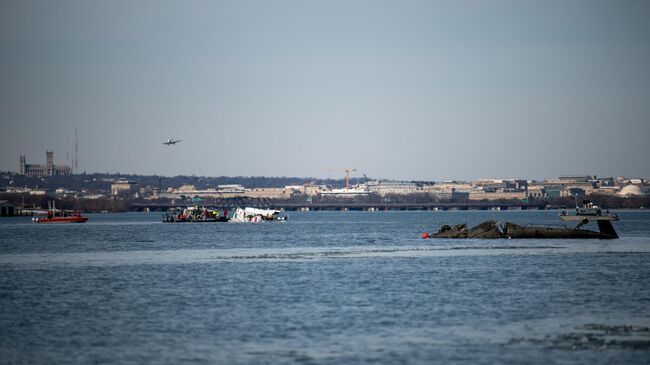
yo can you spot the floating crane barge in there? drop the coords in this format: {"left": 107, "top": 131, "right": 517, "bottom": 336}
{"left": 422, "top": 201, "right": 619, "bottom": 239}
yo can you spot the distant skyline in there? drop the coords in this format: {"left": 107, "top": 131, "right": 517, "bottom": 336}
{"left": 8, "top": 149, "right": 649, "bottom": 183}
{"left": 1, "top": 0, "right": 649, "bottom": 181}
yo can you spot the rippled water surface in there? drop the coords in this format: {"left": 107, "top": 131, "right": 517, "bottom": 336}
{"left": 1, "top": 210, "right": 650, "bottom": 364}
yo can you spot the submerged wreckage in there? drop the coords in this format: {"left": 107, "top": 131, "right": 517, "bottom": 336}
{"left": 422, "top": 201, "right": 619, "bottom": 239}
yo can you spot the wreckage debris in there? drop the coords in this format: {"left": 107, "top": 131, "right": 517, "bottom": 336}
{"left": 422, "top": 203, "right": 619, "bottom": 239}
{"left": 422, "top": 200, "right": 618, "bottom": 239}
{"left": 422, "top": 220, "right": 618, "bottom": 239}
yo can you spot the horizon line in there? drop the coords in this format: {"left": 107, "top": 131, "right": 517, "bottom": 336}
{"left": 3, "top": 170, "right": 648, "bottom": 183}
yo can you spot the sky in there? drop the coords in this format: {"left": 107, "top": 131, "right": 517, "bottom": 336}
{"left": 1, "top": 0, "right": 649, "bottom": 181}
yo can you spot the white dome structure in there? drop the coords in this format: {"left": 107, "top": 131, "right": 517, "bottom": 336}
{"left": 618, "top": 184, "right": 647, "bottom": 197}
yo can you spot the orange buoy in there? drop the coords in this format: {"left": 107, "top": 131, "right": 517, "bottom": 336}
{"left": 422, "top": 232, "right": 429, "bottom": 239}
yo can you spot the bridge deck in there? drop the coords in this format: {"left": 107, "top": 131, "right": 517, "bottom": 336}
{"left": 131, "top": 201, "right": 546, "bottom": 211}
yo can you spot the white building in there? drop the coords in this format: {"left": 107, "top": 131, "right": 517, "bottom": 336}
{"left": 111, "top": 180, "right": 137, "bottom": 196}
{"left": 366, "top": 181, "right": 419, "bottom": 196}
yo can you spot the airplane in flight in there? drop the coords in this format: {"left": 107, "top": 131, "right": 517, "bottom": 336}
{"left": 162, "top": 138, "right": 182, "bottom": 146}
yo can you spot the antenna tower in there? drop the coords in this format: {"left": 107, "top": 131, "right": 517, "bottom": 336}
{"left": 74, "top": 127, "right": 79, "bottom": 174}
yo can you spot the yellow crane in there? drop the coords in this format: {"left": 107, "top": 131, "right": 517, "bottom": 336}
{"left": 328, "top": 168, "right": 357, "bottom": 191}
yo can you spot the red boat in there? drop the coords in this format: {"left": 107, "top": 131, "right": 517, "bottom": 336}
{"left": 34, "top": 210, "right": 88, "bottom": 224}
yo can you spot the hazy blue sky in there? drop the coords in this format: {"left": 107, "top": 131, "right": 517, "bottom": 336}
{"left": 1, "top": 0, "right": 649, "bottom": 181}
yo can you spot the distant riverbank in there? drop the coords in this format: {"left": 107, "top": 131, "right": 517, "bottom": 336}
{"left": 2, "top": 193, "right": 648, "bottom": 214}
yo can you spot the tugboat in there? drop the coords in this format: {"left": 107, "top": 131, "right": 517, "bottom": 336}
{"left": 34, "top": 210, "right": 88, "bottom": 224}
{"left": 32, "top": 201, "right": 88, "bottom": 223}
{"left": 33, "top": 202, "right": 88, "bottom": 224}
{"left": 422, "top": 199, "right": 619, "bottom": 239}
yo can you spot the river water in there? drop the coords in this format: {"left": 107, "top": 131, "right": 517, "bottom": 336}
{"left": 1, "top": 210, "right": 649, "bottom": 364}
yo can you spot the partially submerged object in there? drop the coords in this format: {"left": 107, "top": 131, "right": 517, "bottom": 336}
{"left": 163, "top": 206, "right": 288, "bottom": 223}
{"left": 163, "top": 206, "right": 230, "bottom": 222}
{"left": 422, "top": 201, "right": 619, "bottom": 239}
{"left": 230, "top": 207, "right": 288, "bottom": 222}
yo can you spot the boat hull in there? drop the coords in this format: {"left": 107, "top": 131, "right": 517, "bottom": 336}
{"left": 36, "top": 217, "right": 88, "bottom": 223}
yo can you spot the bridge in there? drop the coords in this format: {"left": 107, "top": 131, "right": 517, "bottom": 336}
{"left": 130, "top": 199, "right": 546, "bottom": 212}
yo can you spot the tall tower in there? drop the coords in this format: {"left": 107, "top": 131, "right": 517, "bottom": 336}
{"left": 74, "top": 127, "right": 78, "bottom": 174}
{"left": 46, "top": 151, "right": 54, "bottom": 176}
{"left": 19, "top": 155, "right": 26, "bottom": 175}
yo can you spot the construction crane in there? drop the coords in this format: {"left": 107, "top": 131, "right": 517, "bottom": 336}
{"left": 329, "top": 168, "right": 357, "bottom": 191}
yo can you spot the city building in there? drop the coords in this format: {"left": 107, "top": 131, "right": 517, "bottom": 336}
{"left": 19, "top": 151, "right": 72, "bottom": 177}
{"left": 216, "top": 184, "right": 246, "bottom": 198}
{"left": 468, "top": 190, "right": 527, "bottom": 201}
{"left": 526, "top": 186, "right": 547, "bottom": 198}
{"left": 111, "top": 180, "right": 137, "bottom": 196}
{"left": 153, "top": 184, "right": 292, "bottom": 200}
{"left": 365, "top": 181, "right": 419, "bottom": 196}
{"left": 422, "top": 182, "right": 473, "bottom": 200}
{"left": 28, "top": 188, "right": 53, "bottom": 196}
{"left": 303, "top": 184, "right": 326, "bottom": 196}
{"left": 560, "top": 187, "right": 586, "bottom": 198}
{"left": 319, "top": 188, "right": 371, "bottom": 198}
{"left": 542, "top": 177, "right": 596, "bottom": 195}
{"left": 245, "top": 188, "right": 292, "bottom": 199}
{"left": 590, "top": 187, "right": 620, "bottom": 195}
{"left": 557, "top": 175, "right": 593, "bottom": 183}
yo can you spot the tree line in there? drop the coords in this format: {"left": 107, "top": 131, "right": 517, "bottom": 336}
{"left": 2, "top": 172, "right": 366, "bottom": 191}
